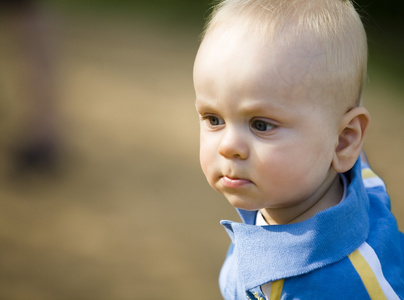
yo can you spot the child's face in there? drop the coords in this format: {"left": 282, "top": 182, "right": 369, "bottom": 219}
{"left": 194, "top": 26, "right": 343, "bottom": 219}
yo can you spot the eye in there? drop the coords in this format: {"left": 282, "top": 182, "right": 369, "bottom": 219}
{"left": 204, "top": 115, "right": 224, "bottom": 126}
{"left": 251, "top": 119, "right": 275, "bottom": 132}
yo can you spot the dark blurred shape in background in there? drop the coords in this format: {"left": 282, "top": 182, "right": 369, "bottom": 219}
{"left": 0, "top": 1, "right": 402, "bottom": 299}
{"left": 0, "top": 0, "right": 59, "bottom": 177}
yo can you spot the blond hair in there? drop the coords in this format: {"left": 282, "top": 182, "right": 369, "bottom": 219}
{"left": 203, "top": 0, "right": 367, "bottom": 108}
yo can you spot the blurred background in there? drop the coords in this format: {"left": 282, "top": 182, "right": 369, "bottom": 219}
{"left": 0, "top": 0, "right": 402, "bottom": 299}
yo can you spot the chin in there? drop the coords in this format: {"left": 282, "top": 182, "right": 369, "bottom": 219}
{"left": 226, "top": 196, "right": 262, "bottom": 211}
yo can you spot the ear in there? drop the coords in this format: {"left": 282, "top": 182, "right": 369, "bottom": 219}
{"left": 332, "top": 107, "right": 370, "bottom": 173}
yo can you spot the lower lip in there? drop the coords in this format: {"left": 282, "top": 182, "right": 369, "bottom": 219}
{"left": 220, "top": 176, "right": 252, "bottom": 188}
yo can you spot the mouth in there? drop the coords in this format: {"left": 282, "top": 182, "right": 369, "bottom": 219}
{"left": 220, "top": 176, "right": 252, "bottom": 189}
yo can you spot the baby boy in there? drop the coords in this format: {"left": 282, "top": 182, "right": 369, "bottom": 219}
{"left": 193, "top": 0, "right": 404, "bottom": 299}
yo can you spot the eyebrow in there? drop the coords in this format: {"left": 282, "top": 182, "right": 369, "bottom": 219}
{"left": 239, "top": 100, "right": 284, "bottom": 115}
{"left": 195, "top": 97, "right": 215, "bottom": 110}
{"left": 195, "top": 96, "right": 287, "bottom": 117}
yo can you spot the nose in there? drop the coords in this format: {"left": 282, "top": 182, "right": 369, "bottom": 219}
{"left": 218, "top": 126, "right": 249, "bottom": 160}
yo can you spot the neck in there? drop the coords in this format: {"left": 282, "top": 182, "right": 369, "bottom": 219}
{"left": 260, "top": 172, "right": 344, "bottom": 225}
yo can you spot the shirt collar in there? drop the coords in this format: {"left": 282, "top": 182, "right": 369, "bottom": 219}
{"left": 220, "top": 159, "right": 370, "bottom": 291}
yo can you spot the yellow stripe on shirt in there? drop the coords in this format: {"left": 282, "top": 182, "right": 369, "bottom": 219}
{"left": 348, "top": 249, "right": 388, "bottom": 300}
{"left": 362, "top": 168, "right": 377, "bottom": 179}
{"left": 361, "top": 168, "right": 386, "bottom": 190}
{"left": 270, "top": 280, "right": 284, "bottom": 300}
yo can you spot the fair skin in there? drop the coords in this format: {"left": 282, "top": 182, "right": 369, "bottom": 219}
{"left": 194, "top": 24, "right": 369, "bottom": 225}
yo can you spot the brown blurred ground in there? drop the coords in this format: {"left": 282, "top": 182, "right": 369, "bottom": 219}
{"left": 0, "top": 9, "right": 402, "bottom": 300}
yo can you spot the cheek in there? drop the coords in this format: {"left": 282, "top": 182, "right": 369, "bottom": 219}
{"left": 255, "top": 136, "right": 333, "bottom": 186}
{"left": 199, "top": 132, "right": 216, "bottom": 178}
{"left": 256, "top": 150, "right": 330, "bottom": 204}
{"left": 277, "top": 137, "right": 335, "bottom": 188}
{"left": 199, "top": 149, "right": 209, "bottom": 177}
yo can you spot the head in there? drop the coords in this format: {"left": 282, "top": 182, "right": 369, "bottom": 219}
{"left": 193, "top": 0, "right": 370, "bottom": 223}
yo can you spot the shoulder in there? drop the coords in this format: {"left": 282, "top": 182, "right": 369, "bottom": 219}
{"left": 358, "top": 156, "right": 391, "bottom": 209}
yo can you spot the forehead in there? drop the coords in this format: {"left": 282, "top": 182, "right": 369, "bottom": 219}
{"left": 194, "top": 24, "right": 331, "bottom": 106}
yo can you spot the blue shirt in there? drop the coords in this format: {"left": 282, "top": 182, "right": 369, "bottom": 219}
{"left": 219, "top": 159, "right": 404, "bottom": 299}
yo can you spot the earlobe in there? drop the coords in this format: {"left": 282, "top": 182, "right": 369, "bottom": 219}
{"left": 332, "top": 107, "right": 370, "bottom": 173}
